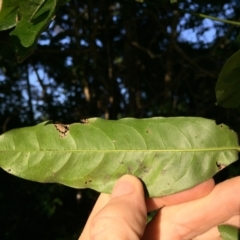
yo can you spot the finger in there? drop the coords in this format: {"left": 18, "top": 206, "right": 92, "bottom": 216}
{"left": 146, "top": 178, "right": 215, "bottom": 212}
{"left": 143, "top": 176, "right": 240, "bottom": 240}
{"left": 82, "top": 175, "right": 147, "bottom": 240}
{"left": 80, "top": 177, "right": 215, "bottom": 239}
{"left": 79, "top": 193, "right": 111, "bottom": 240}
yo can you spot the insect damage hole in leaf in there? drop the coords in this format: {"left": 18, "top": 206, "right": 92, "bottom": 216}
{"left": 80, "top": 119, "right": 89, "bottom": 124}
{"left": 54, "top": 123, "right": 70, "bottom": 137}
{"left": 216, "top": 161, "right": 226, "bottom": 170}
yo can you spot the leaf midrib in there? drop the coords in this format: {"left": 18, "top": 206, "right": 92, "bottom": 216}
{"left": 2, "top": 147, "right": 239, "bottom": 152}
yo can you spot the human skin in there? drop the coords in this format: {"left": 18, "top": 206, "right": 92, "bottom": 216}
{"left": 79, "top": 175, "right": 240, "bottom": 240}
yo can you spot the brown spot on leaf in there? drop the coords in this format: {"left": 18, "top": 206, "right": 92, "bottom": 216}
{"left": 127, "top": 166, "right": 133, "bottom": 174}
{"left": 143, "top": 167, "right": 149, "bottom": 173}
{"left": 85, "top": 179, "right": 92, "bottom": 184}
{"left": 161, "top": 169, "right": 166, "bottom": 175}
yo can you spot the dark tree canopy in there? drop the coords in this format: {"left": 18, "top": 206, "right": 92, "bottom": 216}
{"left": 0, "top": 0, "right": 240, "bottom": 239}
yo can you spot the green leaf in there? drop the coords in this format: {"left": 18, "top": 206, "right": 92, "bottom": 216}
{"left": 236, "top": 32, "right": 240, "bottom": 47}
{"left": 0, "top": 117, "right": 239, "bottom": 197}
{"left": 218, "top": 225, "right": 240, "bottom": 240}
{"left": 10, "top": 0, "right": 56, "bottom": 48}
{"left": 0, "top": 0, "right": 70, "bottom": 61}
{"left": 18, "top": 0, "right": 46, "bottom": 22}
{"left": 9, "top": 0, "right": 56, "bottom": 62}
{"left": 215, "top": 49, "right": 240, "bottom": 108}
{"left": 0, "top": 0, "right": 24, "bottom": 30}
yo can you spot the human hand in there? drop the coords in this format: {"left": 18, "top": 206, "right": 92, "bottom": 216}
{"left": 79, "top": 174, "right": 239, "bottom": 240}
{"left": 150, "top": 176, "right": 240, "bottom": 240}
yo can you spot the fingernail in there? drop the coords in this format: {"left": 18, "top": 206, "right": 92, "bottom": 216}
{"left": 111, "top": 180, "right": 134, "bottom": 198}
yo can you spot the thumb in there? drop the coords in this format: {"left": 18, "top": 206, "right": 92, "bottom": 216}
{"left": 89, "top": 175, "right": 147, "bottom": 240}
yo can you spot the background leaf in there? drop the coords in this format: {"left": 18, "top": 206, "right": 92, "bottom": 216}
{"left": 0, "top": 117, "right": 239, "bottom": 197}
{"left": 0, "top": 0, "right": 26, "bottom": 31}
{"left": 215, "top": 49, "right": 240, "bottom": 108}
{"left": 236, "top": 32, "right": 240, "bottom": 47}
{"left": 10, "top": 0, "right": 56, "bottom": 48}
{"left": 218, "top": 225, "right": 240, "bottom": 240}
{"left": 9, "top": 0, "right": 56, "bottom": 62}
{"left": 0, "top": 0, "right": 69, "bottom": 62}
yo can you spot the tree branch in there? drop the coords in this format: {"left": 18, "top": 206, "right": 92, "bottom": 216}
{"left": 131, "top": 41, "right": 162, "bottom": 59}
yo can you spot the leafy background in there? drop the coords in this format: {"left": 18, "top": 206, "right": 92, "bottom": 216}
{"left": 0, "top": 0, "right": 240, "bottom": 239}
